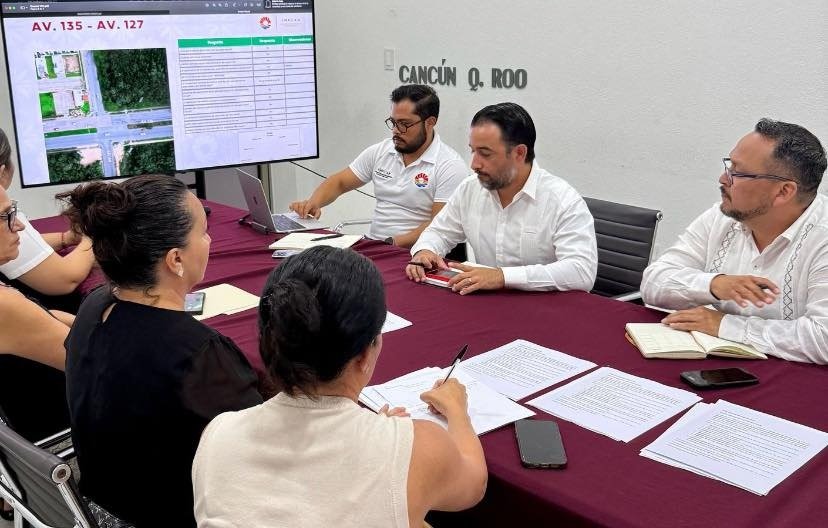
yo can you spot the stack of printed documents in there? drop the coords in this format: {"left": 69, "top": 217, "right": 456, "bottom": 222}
{"left": 360, "top": 366, "right": 534, "bottom": 435}
{"left": 459, "top": 339, "right": 597, "bottom": 400}
{"left": 527, "top": 367, "right": 702, "bottom": 442}
{"left": 640, "top": 400, "right": 828, "bottom": 495}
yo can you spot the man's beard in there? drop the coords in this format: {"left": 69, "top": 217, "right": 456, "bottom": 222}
{"left": 393, "top": 124, "right": 427, "bottom": 154}
{"left": 477, "top": 166, "right": 516, "bottom": 191}
{"left": 719, "top": 187, "right": 772, "bottom": 221}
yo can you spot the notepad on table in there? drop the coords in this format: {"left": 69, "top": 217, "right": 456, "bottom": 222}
{"left": 268, "top": 232, "right": 362, "bottom": 251}
{"left": 192, "top": 283, "right": 260, "bottom": 321}
{"left": 625, "top": 323, "right": 767, "bottom": 360}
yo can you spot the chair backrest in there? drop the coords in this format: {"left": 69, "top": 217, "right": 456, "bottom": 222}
{"left": 583, "top": 197, "right": 662, "bottom": 298}
{"left": 0, "top": 421, "right": 97, "bottom": 528}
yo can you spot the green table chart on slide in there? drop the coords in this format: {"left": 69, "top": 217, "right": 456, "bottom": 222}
{"left": 177, "top": 36, "right": 316, "bottom": 134}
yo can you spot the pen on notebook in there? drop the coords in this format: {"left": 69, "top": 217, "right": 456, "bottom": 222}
{"left": 310, "top": 233, "right": 344, "bottom": 242}
{"left": 442, "top": 344, "right": 469, "bottom": 383}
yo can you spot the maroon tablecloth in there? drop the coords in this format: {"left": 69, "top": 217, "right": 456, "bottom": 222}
{"left": 33, "top": 201, "right": 828, "bottom": 528}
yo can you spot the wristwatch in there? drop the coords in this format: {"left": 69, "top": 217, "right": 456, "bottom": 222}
{"left": 383, "top": 236, "right": 395, "bottom": 245}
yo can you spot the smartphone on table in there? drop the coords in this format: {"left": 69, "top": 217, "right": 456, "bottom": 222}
{"left": 423, "top": 268, "right": 461, "bottom": 287}
{"left": 184, "top": 292, "right": 206, "bottom": 315}
{"left": 514, "top": 419, "right": 567, "bottom": 469}
{"left": 680, "top": 367, "right": 759, "bottom": 389}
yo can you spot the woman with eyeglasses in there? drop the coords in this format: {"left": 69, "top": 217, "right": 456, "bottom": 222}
{"left": 0, "top": 184, "right": 72, "bottom": 371}
{"left": 0, "top": 128, "right": 95, "bottom": 302}
{"left": 192, "top": 246, "right": 487, "bottom": 528}
{"left": 59, "top": 174, "right": 262, "bottom": 528}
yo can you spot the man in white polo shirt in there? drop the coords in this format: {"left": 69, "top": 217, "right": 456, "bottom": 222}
{"left": 406, "top": 102, "right": 597, "bottom": 293}
{"left": 289, "top": 85, "right": 466, "bottom": 248}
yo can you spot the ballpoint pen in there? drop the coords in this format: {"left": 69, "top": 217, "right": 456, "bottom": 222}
{"left": 442, "top": 344, "right": 469, "bottom": 383}
{"left": 310, "top": 233, "right": 344, "bottom": 242}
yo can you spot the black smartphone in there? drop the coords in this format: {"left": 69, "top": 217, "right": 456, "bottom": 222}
{"left": 514, "top": 419, "right": 567, "bottom": 469}
{"left": 680, "top": 367, "right": 759, "bottom": 389}
{"left": 184, "top": 292, "right": 206, "bottom": 315}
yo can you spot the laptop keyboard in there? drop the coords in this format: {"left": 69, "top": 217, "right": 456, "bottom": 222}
{"left": 272, "top": 214, "right": 306, "bottom": 231}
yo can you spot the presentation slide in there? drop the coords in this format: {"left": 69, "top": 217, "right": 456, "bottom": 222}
{"left": 1, "top": 0, "right": 318, "bottom": 187}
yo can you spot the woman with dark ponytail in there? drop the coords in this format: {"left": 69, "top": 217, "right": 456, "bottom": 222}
{"left": 59, "top": 174, "right": 262, "bottom": 528}
{"left": 193, "top": 246, "right": 488, "bottom": 528}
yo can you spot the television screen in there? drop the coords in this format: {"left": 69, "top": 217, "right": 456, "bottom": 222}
{"left": 1, "top": 0, "right": 318, "bottom": 188}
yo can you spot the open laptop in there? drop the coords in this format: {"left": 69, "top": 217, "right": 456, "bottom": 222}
{"left": 237, "top": 169, "right": 328, "bottom": 233}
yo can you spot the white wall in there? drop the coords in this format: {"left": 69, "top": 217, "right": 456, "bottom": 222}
{"left": 3, "top": 0, "right": 827, "bottom": 254}
{"left": 296, "top": 0, "right": 828, "bottom": 253}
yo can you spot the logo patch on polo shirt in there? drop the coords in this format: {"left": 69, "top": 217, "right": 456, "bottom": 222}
{"left": 413, "top": 172, "right": 429, "bottom": 188}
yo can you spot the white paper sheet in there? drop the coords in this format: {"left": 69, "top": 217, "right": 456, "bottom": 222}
{"left": 459, "top": 339, "right": 597, "bottom": 400}
{"left": 381, "top": 311, "right": 412, "bottom": 334}
{"left": 642, "top": 400, "right": 828, "bottom": 495}
{"left": 526, "top": 367, "right": 701, "bottom": 442}
{"left": 361, "top": 367, "right": 534, "bottom": 435}
{"left": 640, "top": 403, "right": 724, "bottom": 480}
{"left": 193, "top": 283, "right": 260, "bottom": 321}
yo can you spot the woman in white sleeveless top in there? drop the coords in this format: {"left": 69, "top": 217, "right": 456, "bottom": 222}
{"left": 192, "top": 246, "right": 487, "bottom": 527}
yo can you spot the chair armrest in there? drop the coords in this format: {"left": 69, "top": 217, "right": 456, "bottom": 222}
{"left": 34, "top": 428, "right": 72, "bottom": 450}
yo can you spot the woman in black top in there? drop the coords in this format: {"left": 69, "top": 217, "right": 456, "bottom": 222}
{"left": 59, "top": 175, "right": 262, "bottom": 528}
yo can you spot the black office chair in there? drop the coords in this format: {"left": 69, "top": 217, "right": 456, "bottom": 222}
{"left": 583, "top": 197, "right": 662, "bottom": 301}
{"left": 0, "top": 421, "right": 133, "bottom": 528}
{"left": 0, "top": 420, "right": 93, "bottom": 528}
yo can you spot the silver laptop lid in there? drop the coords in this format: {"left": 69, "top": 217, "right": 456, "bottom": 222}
{"left": 236, "top": 168, "right": 328, "bottom": 233}
{"left": 237, "top": 169, "right": 277, "bottom": 231}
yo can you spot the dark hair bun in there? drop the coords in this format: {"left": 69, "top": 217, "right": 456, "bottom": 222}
{"left": 67, "top": 182, "right": 136, "bottom": 240}
{"left": 56, "top": 175, "right": 191, "bottom": 289}
{"left": 258, "top": 246, "right": 387, "bottom": 396}
{"left": 260, "top": 278, "right": 322, "bottom": 393}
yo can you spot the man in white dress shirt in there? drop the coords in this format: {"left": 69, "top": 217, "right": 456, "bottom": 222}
{"left": 290, "top": 84, "right": 466, "bottom": 248}
{"left": 406, "top": 102, "right": 597, "bottom": 294}
{"left": 642, "top": 118, "right": 828, "bottom": 364}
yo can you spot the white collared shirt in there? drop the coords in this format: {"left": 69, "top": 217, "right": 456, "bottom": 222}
{"left": 411, "top": 163, "right": 597, "bottom": 292}
{"left": 641, "top": 194, "right": 828, "bottom": 364}
{"left": 349, "top": 134, "right": 467, "bottom": 240}
{"left": 0, "top": 212, "right": 53, "bottom": 280}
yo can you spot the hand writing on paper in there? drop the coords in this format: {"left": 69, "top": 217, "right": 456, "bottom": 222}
{"left": 710, "top": 274, "right": 779, "bottom": 308}
{"left": 288, "top": 199, "right": 323, "bottom": 220}
{"left": 447, "top": 263, "right": 505, "bottom": 295}
{"left": 406, "top": 250, "right": 448, "bottom": 282}
{"left": 420, "top": 378, "right": 469, "bottom": 420}
{"left": 662, "top": 306, "right": 725, "bottom": 336}
{"left": 378, "top": 404, "right": 410, "bottom": 418}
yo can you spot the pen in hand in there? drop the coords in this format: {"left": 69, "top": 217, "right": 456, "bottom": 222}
{"left": 442, "top": 344, "right": 469, "bottom": 383}
{"left": 311, "top": 233, "right": 344, "bottom": 242}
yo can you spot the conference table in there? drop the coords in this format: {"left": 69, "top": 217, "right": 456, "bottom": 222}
{"left": 33, "top": 200, "right": 828, "bottom": 528}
